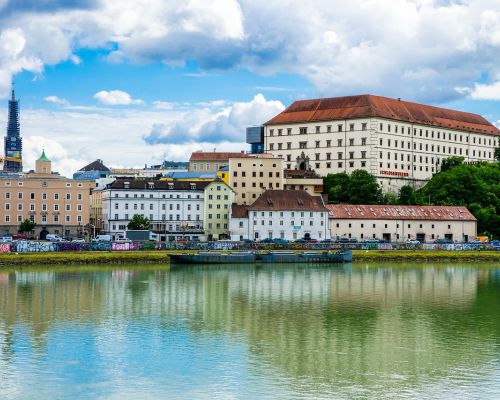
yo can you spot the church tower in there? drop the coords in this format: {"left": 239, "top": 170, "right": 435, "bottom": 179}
{"left": 3, "top": 88, "right": 23, "bottom": 172}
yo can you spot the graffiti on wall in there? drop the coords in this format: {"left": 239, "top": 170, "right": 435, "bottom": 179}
{"left": 0, "top": 244, "right": 11, "bottom": 253}
{"left": 15, "top": 241, "right": 57, "bottom": 252}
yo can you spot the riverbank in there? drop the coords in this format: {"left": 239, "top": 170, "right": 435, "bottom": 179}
{"left": 0, "top": 249, "right": 499, "bottom": 266}
{"left": 352, "top": 250, "right": 500, "bottom": 262}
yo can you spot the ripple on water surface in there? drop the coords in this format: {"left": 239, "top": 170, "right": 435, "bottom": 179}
{"left": 0, "top": 263, "right": 499, "bottom": 399}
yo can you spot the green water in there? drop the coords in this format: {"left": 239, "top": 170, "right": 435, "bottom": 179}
{"left": 0, "top": 263, "right": 499, "bottom": 399}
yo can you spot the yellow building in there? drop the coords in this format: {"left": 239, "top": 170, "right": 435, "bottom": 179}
{"left": 203, "top": 180, "right": 234, "bottom": 240}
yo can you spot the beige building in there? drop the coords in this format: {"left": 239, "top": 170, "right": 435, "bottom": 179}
{"left": 228, "top": 154, "right": 283, "bottom": 205}
{"left": 0, "top": 151, "right": 94, "bottom": 238}
{"left": 326, "top": 204, "right": 477, "bottom": 243}
{"left": 189, "top": 151, "right": 250, "bottom": 172}
{"left": 264, "top": 94, "right": 499, "bottom": 192}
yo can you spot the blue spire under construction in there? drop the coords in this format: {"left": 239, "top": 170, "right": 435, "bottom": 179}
{"left": 3, "top": 88, "right": 23, "bottom": 172}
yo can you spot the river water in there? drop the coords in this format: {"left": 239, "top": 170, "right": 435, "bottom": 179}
{"left": 0, "top": 263, "right": 499, "bottom": 399}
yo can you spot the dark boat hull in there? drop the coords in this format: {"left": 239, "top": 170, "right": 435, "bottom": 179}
{"left": 169, "top": 250, "right": 352, "bottom": 264}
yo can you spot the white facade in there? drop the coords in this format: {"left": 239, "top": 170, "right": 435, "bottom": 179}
{"left": 265, "top": 117, "right": 497, "bottom": 192}
{"left": 102, "top": 183, "right": 205, "bottom": 240}
{"left": 231, "top": 210, "right": 330, "bottom": 241}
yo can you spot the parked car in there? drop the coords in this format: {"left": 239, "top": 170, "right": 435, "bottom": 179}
{"left": 272, "top": 238, "right": 289, "bottom": 244}
{"left": 0, "top": 236, "right": 13, "bottom": 243}
{"left": 94, "top": 234, "right": 112, "bottom": 242}
{"left": 362, "top": 238, "right": 380, "bottom": 243}
{"left": 349, "top": 237, "right": 358, "bottom": 243}
{"left": 294, "top": 238, "right": 307, "bottom": 243}
{"left": 72, "top": 238, "right": 86, "bottom": 243}
{"left": 46, "top": 234, "right": 65, "bottom": 242}
{"left": 259, "top": 238, "right": 274, "bottom": 244}
{"left": 406, "top": 239, "right": 420, "bottom": 245}
{"left": 320, "top": 239, "right": 333, "bottom": 243}
{"left": 335, "top": 237, "right": 350, "bottom": 243}
{"left": 174, "top": 238, "right": 188, "bottom": 243}
{"left": 12, "top": 234, "right": 28, "bottom": 240}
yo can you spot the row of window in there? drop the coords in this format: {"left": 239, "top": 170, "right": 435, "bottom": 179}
{"left": 191, "top": 162, "right": 226, "bottom": 171}
{"left": 268, "top": 122, "right": 495, "bottom": 147}
{"left": 114, "top": 203, "right": 202, "bottom": 211}
{"left": 335, "top": 222, "right": 452, "bottom": 229}
{"left": 2, "top": 181, "right": 84, "bottom": 188}
{"left": 233, "top": 181, "right": 281, "bottom": 189}
{"left": 111, "top": 213, "right": 201, "bottom": 221}
{"left": 4, "top": 192, "right": 82, "bottom": 200}
{"left": 252, "top": 231, "right": 324, "bottom": 240}
{"left": 250, "top": 211, "right": 324, "bottom": 218}
{"left": 232, "top": 171, "right": 280, "bottom": 178}
{"left": 110, "top": 192, "right": 202, "bottom": 199}
{"left": 269, "top": 123, "right": 368, "bottom": 136}
{"left": 5, "top": 203, "right": 82, "bottom": 211}
{"left": 270, "top": 140, "right": 493, "bottom": 158}
{"left": 252, "top": 219, "right": 324, "bottom": 227}
{"left": 4, "top": 214, "right": 81, "bottom": 223}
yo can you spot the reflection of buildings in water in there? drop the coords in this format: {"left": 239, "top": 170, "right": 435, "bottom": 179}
{"left": 0, "top": 266, "right": 497, "bottom": 395}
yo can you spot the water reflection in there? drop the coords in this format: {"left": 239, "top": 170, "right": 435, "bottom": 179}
{"left": 0, "top": 264, "right": 499, "bottom": 399}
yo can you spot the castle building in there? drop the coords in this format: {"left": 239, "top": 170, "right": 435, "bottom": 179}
{"left": 262, "top": 95, "right": 500, "bottom": 191}
{"left": 3, "top": 89, "right": 23, "bottom": 172}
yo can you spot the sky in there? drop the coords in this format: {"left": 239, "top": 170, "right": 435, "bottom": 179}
{"left": 1, "top": 0, "right": 500, "bottom": 177}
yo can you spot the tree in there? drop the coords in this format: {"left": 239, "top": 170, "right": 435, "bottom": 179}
{"left": 19, "top": 219, "right": 36, "bottom": 234}
{"left": 440, "top": 156, "right": 464, "bottom": 172}
{"left": 348, "top": 169, "right": 383, "bottom": 204}
{"left": 398, "top": 185, "right": 417, "bottom": 205}
{"left": 127, "top": 214, "right": 150, "bottom": 230}
{"left": 416, "top": 162, "right": 500, "bottom": 238}
{"left": 323, "top": 172, "right": 350, "bottom": 203}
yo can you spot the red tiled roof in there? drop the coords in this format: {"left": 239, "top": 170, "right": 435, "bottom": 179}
{"left": 265, "top": 95, "right": 499, "bottom": 136}
{"left": 231, "top": 204, "right": 249, "bottom": 218}
{"left": 326, "top": 205, "right": 476, "bottom": 221}
{"left": 190, "top": 152, "right": 251, "bottom": 161}
{"left": 248, "top": 190, "right": 327, "bottom": 212}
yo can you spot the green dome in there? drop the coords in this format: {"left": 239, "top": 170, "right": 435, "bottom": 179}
{"left": 38, "top": 149, "right": 50, "bottom": 162}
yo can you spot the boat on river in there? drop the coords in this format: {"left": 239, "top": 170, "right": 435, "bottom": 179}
{"left": 169, "top": 250, "right": 352, "bottom": 264}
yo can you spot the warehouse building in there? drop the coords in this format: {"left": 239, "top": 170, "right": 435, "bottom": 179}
{"left": 326, "top": 204, "right": 477, "bottom": 243}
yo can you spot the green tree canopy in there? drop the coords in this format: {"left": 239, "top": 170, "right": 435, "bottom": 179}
{"left": 19, "top": 219, "right": 36, "bottom": 233}
{"left": 416, "top": 162, "right": 500, "bottom": 237}
{"left": 398, "top": 185, "right": 418, "bottom": 205}
{"left": 127, "top": 214, "right": 150, "bottom": 230}
{"left": 323, "top": 170, "right": 382, "bottom": 205}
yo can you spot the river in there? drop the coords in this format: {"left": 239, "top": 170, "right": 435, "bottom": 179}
{"left": 0, "top": 263, "right": 499, "bottom": 399}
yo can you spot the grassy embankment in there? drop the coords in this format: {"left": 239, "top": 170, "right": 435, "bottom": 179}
{"left": 352, "top": 250, "right": 500, "bottom": 262}
{"left": 0, "top": 249, "right": 499, "bottom": 266}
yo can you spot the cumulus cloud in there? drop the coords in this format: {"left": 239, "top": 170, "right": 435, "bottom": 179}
{"left": 93, "top": 90, "right": 143, "bottom": 105}
{"left": 468, "top": 81, "right": 500, "bottom": 100}
{"left": 1, "top": 1, "right": 500, "bottom": 102}
{"left": 44, "top": 95, "right": 69, "bottom": 106}
{"left": 143, "top": 94, "right": 285, "bottom": 145}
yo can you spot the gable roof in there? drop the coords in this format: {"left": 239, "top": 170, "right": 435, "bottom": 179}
{"left": 190, "top": 151, "right": 251, "bottom": 161}
{"left": 231, "top": 204, "right": 249, "bottom": 218}
{"left": 265, "top": 94, "right": 499, "bottom": 136}
{"left": 326, "top": 204, "right": 476, "bottom": 221}
{"left": 248, "top": 190, "right": 327, "bottom": 212}
{"left": 79, "top": 159, "right": 110, "bottom": 172}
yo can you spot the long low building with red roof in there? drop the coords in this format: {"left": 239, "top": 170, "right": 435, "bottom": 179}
{"left": 262, "top": 94, "right": 499, "bottom": 192}
{"left": 326, "top": 204, "right": 477, "bottom": 243}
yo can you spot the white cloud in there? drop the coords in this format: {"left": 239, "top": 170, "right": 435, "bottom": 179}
{"left": 93, "top": 90, "right": 143, "bottom": 105}
{"left": 468, "top": 81, "right": 500, "bottom": 100}
{"left": 0, "top": 95, "right": 278, "bottom": 177}
{"left": 2, "top": 1, "right": 500, "bottom": 105}
{"left": 44, "top": 95, "right": 69, "bottom": 106}
{"left": 144, "top": 94, "right": 285, "bottom": 144}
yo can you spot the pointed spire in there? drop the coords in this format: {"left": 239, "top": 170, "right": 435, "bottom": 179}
{"left": 38, "top": 149, "right": 50, "bottom": 162}
{"left": 11, "top": 82, "right": 15, "bottom": 101}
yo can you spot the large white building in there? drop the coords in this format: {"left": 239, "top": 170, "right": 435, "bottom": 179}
{"left": 230, "top": 190, "right": 330, "bottom": 241}
{"left": 263, "top": 95, "right": 499, "bottom": 191}
{"left": 326, "top": 204, "right": 477, "bottom": 243}
{"left": 102, "top": 179, "right": 210, "bottom": 240}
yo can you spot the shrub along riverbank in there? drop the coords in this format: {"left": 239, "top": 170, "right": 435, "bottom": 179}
{"left": 0, "top": 249, "right": 499, "bottom": 266}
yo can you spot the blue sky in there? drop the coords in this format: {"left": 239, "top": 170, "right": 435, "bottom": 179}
{"left": 1, "top": 0, "right": 500, "bottom": 176}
